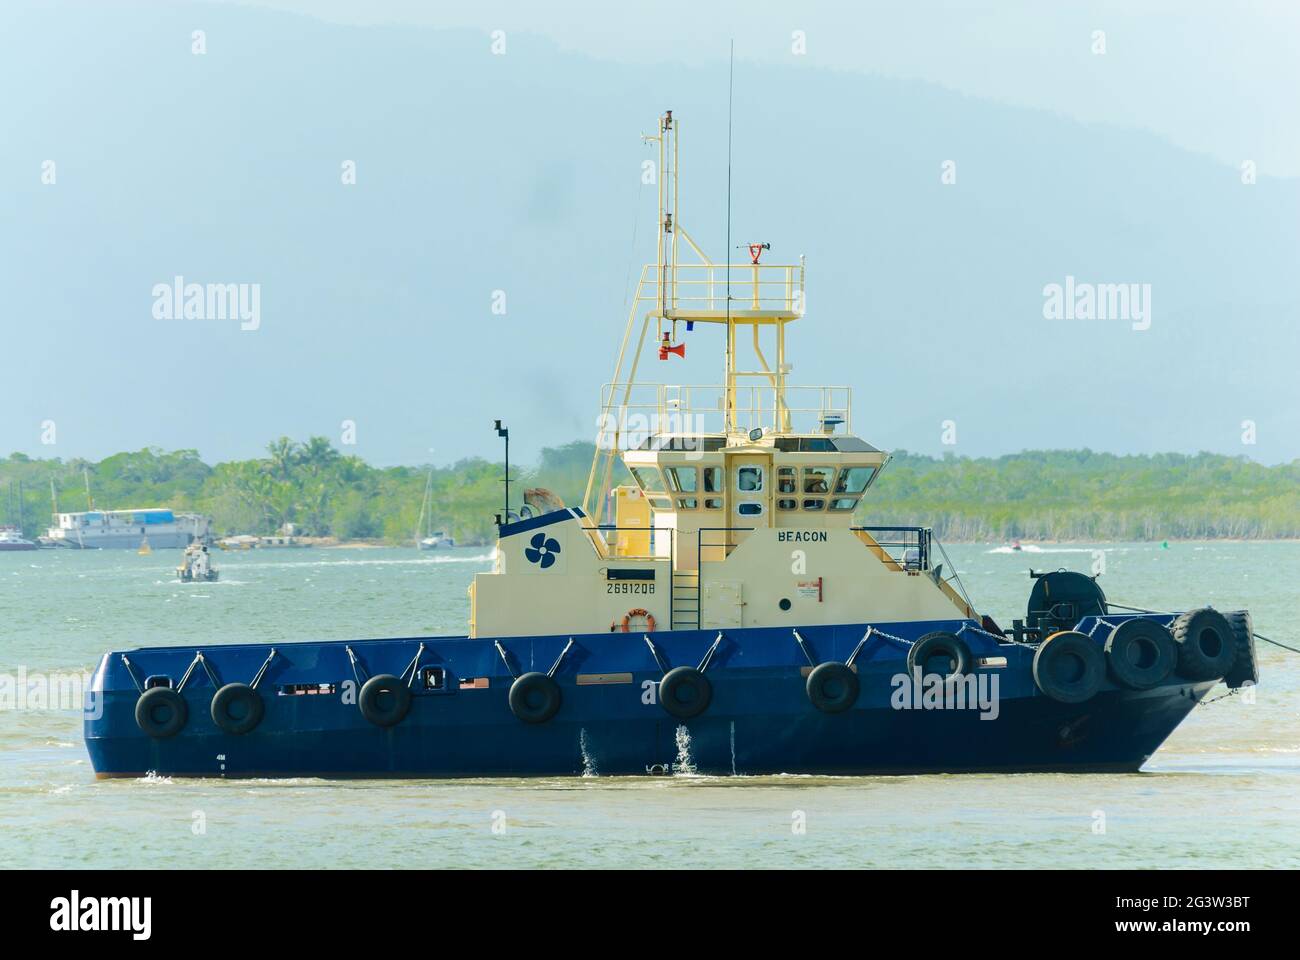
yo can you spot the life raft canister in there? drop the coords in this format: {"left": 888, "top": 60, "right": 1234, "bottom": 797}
{"left": 1032, "top": 630, "right": 1104, "bottom": 703}
{"left": 1103, "top": 619, "right": 1175, "bottom": 690}
{"left": 620, "top": 608, "right": 656, "bottom": 633}
{"left": 659, "top": 666, "right": 711, "bottom": 719}
{"left": 210, "top": 682, "right": 265, "bottom": 735}
{"left": 906, "top": 631, "right": 972, "bottom": 677}
{"left": 135, "top": 686, "right": 188, "bottom": 739}
{"left": 1170, "top": 607, "right": 1237, "bottom": 682}
{"left": 358, "top": 673, "right": 412, "bottom": 727}
{"left": 806, "top": 661, "right": 859, "bottom": 713}
{"left": 508, "top": 672, "right": 562, "bottom": 724}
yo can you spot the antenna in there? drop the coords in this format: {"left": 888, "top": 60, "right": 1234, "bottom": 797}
{"left": 724, "top": 38, "right": 735, "bottom": 433}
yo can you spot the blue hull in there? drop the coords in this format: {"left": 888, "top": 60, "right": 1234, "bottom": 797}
{"left": 85, "top": 618, "right": 1212, "bottom": 778}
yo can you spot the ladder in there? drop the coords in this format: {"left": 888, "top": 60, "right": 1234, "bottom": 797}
{"left": 671, "top": 571, "right": 700, "bottom": 631}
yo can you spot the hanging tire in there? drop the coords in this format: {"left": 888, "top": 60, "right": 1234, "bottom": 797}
{"left": 508, "top": 672, "right": 562, "bottom": 724}
{"left": 806, "top": 662, "right": 858, "bottom": 713}
{"left": 1104, "top": 619, "right": 1176, "bottom": 690}
{"left": 210, "top": 682, "right": 264, "bottom": 735}
{"left": 1033, "top": 630, "right": 1104, "bottom": 703}
{"left": 659, "top": 666, "right": 711, "bottom": 720}
{"left": 358, "top": 674, "right": 411, "bottom": 727}
{"left": 135, "top": 687, "right": 187, "bottom": 739}
{"left": 1171, "top": 608, "right": 1237, "bottom": 681}
{"left": 907, "top": 631, "right": 971, "bottom": 677}
{"left": 1223, "top": 610, "right": 1258, "bottom": 689}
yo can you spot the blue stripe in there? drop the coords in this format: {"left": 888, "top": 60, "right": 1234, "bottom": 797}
{"left": 498, "top": 507, "right": 586, "bottom": 539}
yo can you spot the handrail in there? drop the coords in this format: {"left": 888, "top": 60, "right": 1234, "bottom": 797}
{"left": 598, "top": 382, "right": 852, "bottom": 444}
{"left": 636, "top": 262, "right": 805, "bottom": 315}
{"left": 851, "top": 526, "right": 931, "bottom": 572}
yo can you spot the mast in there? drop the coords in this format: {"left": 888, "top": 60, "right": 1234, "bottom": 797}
{"left": 724, "top": 40, "right": 736, "bottom": 435}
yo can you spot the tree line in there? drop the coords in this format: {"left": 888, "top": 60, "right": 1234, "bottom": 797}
{"left": 1, "top": 442, "right": 1296, "bottom": 544}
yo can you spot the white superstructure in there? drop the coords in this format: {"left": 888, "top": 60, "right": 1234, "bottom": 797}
{"left": 47, "top": 508, "right": 212, "bottom": 550}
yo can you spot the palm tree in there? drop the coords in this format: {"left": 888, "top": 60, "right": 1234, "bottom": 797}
{"left": 266, "top": 437, "right": 299, "bottom": 482}
{"left": 299, "top": 436, "right": 340, "bottom": 478}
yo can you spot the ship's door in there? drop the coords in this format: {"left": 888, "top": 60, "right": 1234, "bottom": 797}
{"left": 725, "top": 451, "right": 773, "bottom": 554}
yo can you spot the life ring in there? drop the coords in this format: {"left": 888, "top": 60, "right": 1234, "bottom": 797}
{"left": 906, "top": 631, "right": 971, "bottom": 677}
{"left": 1032, "top": 630, "right": 1104, "bottom": 703}
{"left": 1104, "top": 619, "right": 1175, "bottom": 690}
{"left": 659, "top": 666, "right": 711, "bottom": 719}
{"left": 806, "top": 661, "right": 858, "bottom": 713}
{"left": 358, "top": 674, "right": 412, "bottom": 727}
{"left": 508, "top": 672, "right": 562, "bottom": 724}
{"left": 621, "top": 608, "right": 656, "bottom": 633}
{"left": 135, "top": 687, "right": 188, "bottom": 739}
{"left": 210, "top": 682, "right": 265, "bottom": 735}
{"left": 1170, "top": 607, "right": 1237, "bottom": 681}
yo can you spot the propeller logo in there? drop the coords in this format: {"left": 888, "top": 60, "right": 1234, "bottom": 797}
{"left": 524, "top": 532, "right": 561, "bottom": 569}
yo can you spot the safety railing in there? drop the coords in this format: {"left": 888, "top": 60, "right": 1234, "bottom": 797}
{"left": 852, "top": 526, "right": 931, "bottom": 572}
{"left": 635, "top": 262, "right": 805, "bottom": 315}
{"left": 597, "top": 383, "right": 851, "bottom": 444}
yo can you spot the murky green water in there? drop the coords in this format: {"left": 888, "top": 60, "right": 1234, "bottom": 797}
{"left": 2, "top": 542, "right": 1298, "bottom": 868}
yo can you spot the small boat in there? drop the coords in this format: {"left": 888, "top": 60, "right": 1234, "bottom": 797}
{"left": 415, "top": 470, "right": 455, "bottom": 549}
{"left": 176, "top": 543, "right": 218, "bottom": 583}
{"left": 1010, "top": 540, "right": 1023, "bottom": 552}
{"left": 0, "top": 526, "right": 37, "bottom": 552}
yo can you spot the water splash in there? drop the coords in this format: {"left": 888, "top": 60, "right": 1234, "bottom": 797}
{"left": 730, "top": 721, "right": 737, "bottom": 776}
{"left": 579, "top": 728, "right": 598, "bottom": 777}
{"left": 673, "top": 725, "right": 696, "bottom": 775}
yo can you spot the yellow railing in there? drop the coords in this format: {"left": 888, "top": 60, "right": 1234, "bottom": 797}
{"left": 635, "top": 262, "right": 805, "bottom": 315}
{"left": 597, "top": 382, "right": 851, "bottom": 443}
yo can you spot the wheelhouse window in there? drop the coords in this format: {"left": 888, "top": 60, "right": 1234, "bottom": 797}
{"left": 629, "top": 466, "right": 665, "bottom": 493}
{"left": 737, "top": 502, "right": 764, "bottom": 517}
{"left": 802, "top": 498, "right": 825, "bottom": 511}
{"left": 702, "top": 466, "right": 723, "bottom": 493}
{"left": 834, "top": 467, "right": 876, "bottom": 495}
{"left": 802, "top": 467, "right": 834, "bottom": 495}
{"left": 777, "top": 467, "right": 797, "bottom": 509}
{"left": 737, "top": 466, "right": 764, "bottom": 492}
{"left": 703, "top": 498, "right": 722, "bottom": 510}
{"left": 665, "top": 466, "right": 698, "bottom": 493}
{"left": 677, "top": 498, "right": 698, "bottom": 510}
{"left": 828, "top": 497, "right": 858, "bottom": 512}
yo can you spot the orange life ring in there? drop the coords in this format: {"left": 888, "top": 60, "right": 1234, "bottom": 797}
{"left": 621, "top": 608, "right": 656, "bottom": 633}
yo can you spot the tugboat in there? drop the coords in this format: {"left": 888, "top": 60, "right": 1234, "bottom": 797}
{"left": 176, "top": 542, "right": 218, "bottom": 583}
{"left": 85, "top": 112, "right": 1259, "bottom": 778}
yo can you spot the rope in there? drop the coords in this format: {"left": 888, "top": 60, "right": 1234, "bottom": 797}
{"left": 1255, "top": 633, "right": 1300, "bottom": 655}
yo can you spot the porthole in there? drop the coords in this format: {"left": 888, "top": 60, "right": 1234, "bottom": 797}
{"left": 779, "top": 598, "right": 792, "bottom": 611}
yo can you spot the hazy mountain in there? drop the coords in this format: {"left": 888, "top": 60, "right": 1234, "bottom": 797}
{"left": 2, "top": 1, "right": 1296, "bottom": 466}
